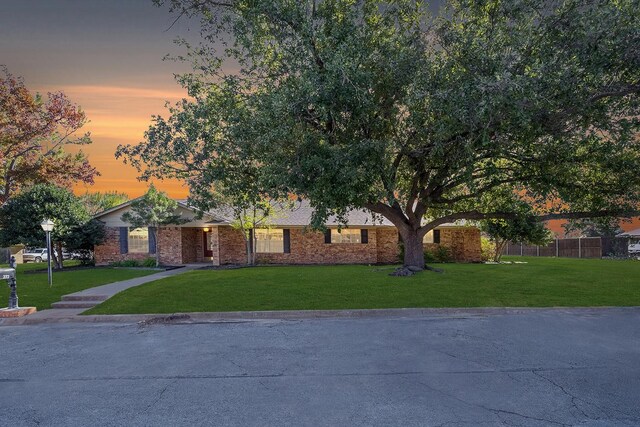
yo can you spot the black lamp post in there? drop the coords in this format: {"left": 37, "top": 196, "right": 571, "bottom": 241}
{"left": 40, "top": 219, "right": 54, "bottom": 287}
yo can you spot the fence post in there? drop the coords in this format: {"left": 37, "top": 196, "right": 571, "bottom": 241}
{"left": 578, "top": 237, "right": 582, "bottom": 258}
{"left": 556, "top": 239, "right": 559, "bottom": 257}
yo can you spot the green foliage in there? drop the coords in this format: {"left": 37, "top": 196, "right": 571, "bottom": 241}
{"left": 121, "top": 184, "right": 188, "bottom": 267}
{"left": 481, "top": 237, "right": 497, "bottom": 262}
{"left": 110, "top": 260, "right": 142, "bottom": 268}
{"left": 481, "top": 215, "right": 553, "bottom": 262}
{"left": 424, "top": 246, "right": 453, "bottom": 264}
{"left": 0, "top": 184, "right": 103, "bottom": 266}
{"left": 121, "top": 184, "right": 186, "bottom": 229}
{"left": 124, "top": 0, "right": 640, "bottom": 268}
{"left": 141, "top": 258, "right": 158, "bottom": 268}
{"left": 109, "top": 258, "right": 161, "bottom": 268}
{"left": 81, "top": 191, "right": 129, "bottom": 216}
{"left": 482, "top": 217, "right": 553, "bottom": 247}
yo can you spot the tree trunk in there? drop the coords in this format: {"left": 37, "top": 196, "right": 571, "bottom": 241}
{"left": 155, "top": 236, "right": 160, "bottom": 268}
{"left": 244, "top": 231, "right": 252, "bottom": 265}
{"left": 495, "top": 239, "right": 507, "bottom": 262}
{"left": 401, "top": 229, "right": 425, "bottom": 269}
{"left": 54, "top": 241, "right": 64, "bottom": 270}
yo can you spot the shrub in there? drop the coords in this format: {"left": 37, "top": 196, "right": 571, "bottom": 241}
{"left": 110, "top": 259, "right": 140, "bottom": 267}
{"left": 481, "top": 237, "right": 497, "bottom": 262}
{"left": 424, "top": 245, "right": 453, "bottom": 263}
{"left": 142, "top": 258, "right": 157, "bottom": 268}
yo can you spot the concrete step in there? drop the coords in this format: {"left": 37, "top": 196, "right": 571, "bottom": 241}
{"left": 61, "top": 294, "right": 109, "bottom": 302}
{"left": 51, "top": 301, "right": 102, "bottom": 309}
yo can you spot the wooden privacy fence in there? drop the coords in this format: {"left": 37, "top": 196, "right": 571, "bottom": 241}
{"left": 503, "top": 237, "right": 629, "bottom": 258}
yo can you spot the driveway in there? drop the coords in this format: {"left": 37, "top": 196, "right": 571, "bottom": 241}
{"left": 1, "top": 309, "right": 639, "bottom": 426}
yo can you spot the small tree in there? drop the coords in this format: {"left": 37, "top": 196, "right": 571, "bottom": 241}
{"left": 482, "top": 216, "right": 552, "bottom": 262}
{"left": 121, "top": 184, "right": 187, "bottom": 267}
{"left": 229, "top": 198, "right": 296, "bottom": 265}
{"left": 81, "top": 191, "right": 129, "bottom": 216}
{"left": 0, "top": 184, "right": 98, "bottom": 269}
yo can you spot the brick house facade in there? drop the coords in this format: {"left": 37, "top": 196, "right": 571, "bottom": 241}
{"left": 93, "top": 201, "right": 482, "bottom": 266}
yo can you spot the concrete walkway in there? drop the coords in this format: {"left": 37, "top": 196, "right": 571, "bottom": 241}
{"left": 64, "top": 265, "right": 202, "bottom": 300}
{"left": 2, "top": 265, "right": 201, "bottom": 325}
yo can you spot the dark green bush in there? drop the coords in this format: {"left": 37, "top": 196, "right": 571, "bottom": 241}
{"left": 110, "top": 259, "right": 140, "bottom": 267}
{"left": 142, "top": 258, "right": 157, "bottom": 268}
{"left": 424, "top": 245, "right": 453, "bottom": 263}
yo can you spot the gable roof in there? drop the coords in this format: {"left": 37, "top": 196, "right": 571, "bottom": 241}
{"left": 617, "top": 227, "right": 640, "bottom": 237}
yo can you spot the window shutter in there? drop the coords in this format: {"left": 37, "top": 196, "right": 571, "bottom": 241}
{"left": 434, "top": 229, "right": 441, "bottom": 244}
{"left": 119, "top": 227, "right": 129, "bottom": 254}
{"left": 361, "top": 229, "right": 368, "bottom": 244}
{"left": 249, "top": 229, "right": 254, "bottom": 253}
{"left": 283, "top": 229, "right": 291, "bottom": 253}
{"left": 324, "top": 229, "right": 332, "bottom": 244}
{"left": 148, "top": 227, "right": 157, "bottom": 254}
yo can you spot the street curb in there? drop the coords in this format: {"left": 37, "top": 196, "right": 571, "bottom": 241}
{"left": 2, "top": 306, "right": 639, "bottom": 326}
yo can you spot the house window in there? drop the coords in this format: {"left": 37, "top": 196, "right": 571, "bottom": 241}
{"left": 331, "top": 229, "right": 361, "bottom": 244}
{"left": 423, "top": 229, "right": 440, "bottom": 244}
{"left": 255, "top": 229, "right": 284, "bottom": 253}
{"left": 128, "top": 227, "right": 149, "bottom": 253}
{"left": 423, "top": 230, "right": 434, "bottom": 244}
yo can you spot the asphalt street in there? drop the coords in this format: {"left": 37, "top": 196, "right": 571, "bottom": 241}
{"left": 1, "top": 309, "right": 639, "bottom": 426}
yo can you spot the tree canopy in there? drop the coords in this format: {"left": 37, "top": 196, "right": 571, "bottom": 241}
{"left": 0, "top": 67, "right": 98, "bottom": 203}
{"left": 118, "top": 0, "right": 640, "bottom": 268}
{"left": 81, "top": 191, "right": 130, "bottom": 216}
{"left": 0, "top": 184, "right": 104, "bottom": 268}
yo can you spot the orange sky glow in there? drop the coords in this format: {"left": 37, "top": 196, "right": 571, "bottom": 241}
{"left": 46, "top": 84, "right": 190, "bottom": 199}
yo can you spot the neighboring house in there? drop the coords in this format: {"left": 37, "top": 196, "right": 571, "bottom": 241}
{"left": 93, "top": 200, "right": 481, "bottom": 266}
{"left": 617, "top": 228, "right": 640, "bottom": 254}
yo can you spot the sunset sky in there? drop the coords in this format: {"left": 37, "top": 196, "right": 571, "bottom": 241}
{"left": 1, "top": 0, "right": 196, "bottom": 197}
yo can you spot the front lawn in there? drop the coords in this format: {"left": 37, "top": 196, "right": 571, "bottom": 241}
{"left": 85, "top": 257, "right": 640, "bottom": 314}
{"left": 0, "top": 262, "right": 157, "bottom": 310}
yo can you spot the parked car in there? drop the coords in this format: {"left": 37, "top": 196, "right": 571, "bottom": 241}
{"left": 22, "top": 248, "right": 49, "bottom": 263}
{"left": 629, "top": 239, "right": 640, "bottom": 255}
{"left": 22, "top": 248, "right": 72, "bottom": 262}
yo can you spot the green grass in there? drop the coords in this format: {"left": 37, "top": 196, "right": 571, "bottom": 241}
{"left": 85, "top": 257, "right": 640, "bottom": 314}
{"left": 0, "top": 262, "right": 158, "bottom": 310}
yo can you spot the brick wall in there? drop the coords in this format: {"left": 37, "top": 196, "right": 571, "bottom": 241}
{"left": 157, "top": 227, "right": 183, "bottom": 266}
{"left": 424, "top": 227, "right": 482, "bottom": 263}
{"left": 376, "top": 229, "right": 400, "bottom": 263}
{"left": 219, "top": 227, "right": 388, "bottom": 265}
{"left": 95, "top": 225, "right": 481, "bottom": 266}
{"left": 94, "top": 227, "right": 154, "bottom": 265}
{"left": 218, "top": 226, "right": 248, "bottom": 265}
{"left": 181, "top": 228, "right": 201, "bottom": 264}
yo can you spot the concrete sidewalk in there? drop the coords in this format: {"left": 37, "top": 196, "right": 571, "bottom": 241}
{"left": 64, "top": 265, "right": 201, "bottom": 299}
{"left": 1, "top": 265, "right": 201, "bottom": 325}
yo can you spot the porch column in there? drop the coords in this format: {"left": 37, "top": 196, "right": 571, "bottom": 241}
{"left": 210, "top": 226, "right": 220, "bottom": 266}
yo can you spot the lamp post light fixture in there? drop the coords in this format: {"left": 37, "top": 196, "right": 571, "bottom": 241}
{"left": 40, "top": 219, "right": 54, "bottom": 287}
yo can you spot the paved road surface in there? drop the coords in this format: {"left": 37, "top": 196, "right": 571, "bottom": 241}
{"left": 1, "top": 309, "right": 639, "bottom": 426}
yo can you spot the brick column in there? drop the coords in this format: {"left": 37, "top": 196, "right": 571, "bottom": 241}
{"left": 210, "top": 226, "right": 220, "bottom": 266}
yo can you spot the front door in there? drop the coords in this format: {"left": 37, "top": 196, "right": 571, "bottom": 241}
{"left": 203, "top": 230, "right": 213, "bottom": 257}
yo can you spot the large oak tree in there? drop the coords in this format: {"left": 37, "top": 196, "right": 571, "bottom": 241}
{"left": 118, "top": 0, "right": 640, "bottom": 268}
